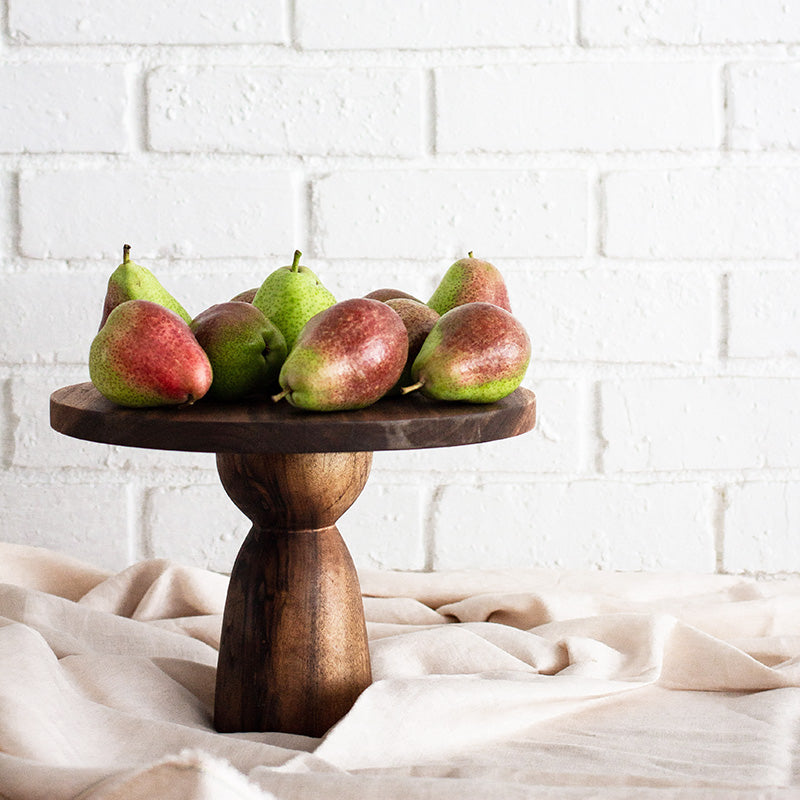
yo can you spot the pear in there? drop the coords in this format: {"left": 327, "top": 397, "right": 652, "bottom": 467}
{"left": 252, "top": 250, "right": 336, "bottom": 351}
{"left": 403, "top": 302, "right": 530, "bottom": 404}
{"left": 273, "top": 298, "right": 408, "bottom": 412}
{"left": 427, "top": 252, "right": 512, "bottom": 316}
{"left": 89, "top": 300, "right": 212, "bottom": 408}
{"left": 190, "top": 301, "right": 287, "bottom": 402}
{"left": 230, "top": 287, "right": 258, "bottom": 303}
{"left": 384, "top": 298, "right": 440, "bottom": 393}
{"left": 99, "top": 244, "right": 191, "bottom": 329}
{"left": 364, "top": 287, "right": 422, "bottom": 303}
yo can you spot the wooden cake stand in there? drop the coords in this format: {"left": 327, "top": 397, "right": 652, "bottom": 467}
{"left": 50, "top": 382, "right": 536, "bottom": 737}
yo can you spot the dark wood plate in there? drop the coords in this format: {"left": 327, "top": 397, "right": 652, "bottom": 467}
{"left": 50, "top": 382, "right": 536, "bottom": 454}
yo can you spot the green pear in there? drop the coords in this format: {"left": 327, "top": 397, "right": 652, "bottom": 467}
{"left": 252, "top": 250, "right": 336, "bottom": 351}
{"left": 384, "top": 298, "right": 440, "bottom": 393}
{"left": 99, "top": 244, "right": 192, "bottom": 329}
{"left": 273, "top": 298, "right": 408, "bottom": 412}
{"left": 190, "top": 301, "right": 287, "bottom": 401}
{"left": 427, "top": 252, "right": 512, "bottom": 316}
{"left": 90, "top": 300, "right": 212, "bottom": 408}
{"left": 403, "top": 302, "right": 530, "bottom": 404}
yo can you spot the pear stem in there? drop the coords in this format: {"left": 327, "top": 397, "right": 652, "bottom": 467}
{"left": 400, "top": 380, "right": 425, "bottom": 395}
{"left": 291, "top": 250, "right": 302, "bottom": 272}
{"left": 123, "top": 244, "right": 131, "bottom": 264}
{"left": 467, "top": 251, "right": 474, "bottom": 258}
{"left": 272, "top": 388, "right": 290, "bottom": 403}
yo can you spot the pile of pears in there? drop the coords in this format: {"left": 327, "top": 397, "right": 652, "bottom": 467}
{"left": 89, "top": 245, "right": 531, "bottom": 412}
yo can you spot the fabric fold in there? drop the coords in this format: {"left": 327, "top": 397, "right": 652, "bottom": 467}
{"left": 1, "top": 544, "right": 800, "bottom": 799}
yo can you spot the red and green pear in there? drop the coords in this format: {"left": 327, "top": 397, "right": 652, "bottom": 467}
{"left": 427, "top": 252, "right": 512, "bottom": 316}
{"left": 99, "top": 245, "right": 191, "bottom": 329}
{"left": 230, "top": 288, "right": 258, "bottom": 303}
{"left": 89, "top": 299, "right": 212, "bottom": 408}
{"left": 384, "top": 298, "right": 440, "bottom": 392}
{"left": 364, "top": 287, "right": 422, "bottom": 303}
{"left": 190, "top": 301, "right": 287, "bottom": 401}
{"left": 274, "top": 298, "right": 408, "bottom": 412}
{"left": 404, "top": 302, "right": 530, "bottom": 404}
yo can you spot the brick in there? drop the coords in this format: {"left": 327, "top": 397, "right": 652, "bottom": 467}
{"left": 148, "top": 67, "right": 423, "bottom": 157}
{"left": 513, "top": 270, "right": 714, "bottom": 362}
{"left": 432, "top": 481, "right": 713, "bottom": 571}
{"left": 603, "top": 169, "right": 800, "bottom": 259}
{"left": 313, "top": 170, "right": 587, "bottom": 259}
{"left": 0, "top": 270, "right": 105, "bottom": 364}
{"left": 375, "top": 379, "right": 582, "bottom": 475}
{"left": 728, "top": 271, "right": 800, "bottom": 358}
{"left": 9, "top": 0, "right": 284, "bottom": 44}
{"left": 0, "top": 481, "right": 130, "bottom": 570}
{"left": 339, "top": 483, "right": 426, "bottom": 570}
{"left": 19, "top": 170, "right": 296, "bottom": 260}
{"left": 14, "top": 369, "right": 204, "bottom": 472}
{"left": 146, "top": 481, "right": 425, "bottom": 572}
{"left": 145, "top": 484, "right": 250, "bottom": 572}
{"left": 0, "top": 64, "right": 127, "bottom": 154}
{"left": 436, "top": 63, "right": 716, "bottom": 153}
{"left": 728, "top": 63, "right": 800, "bottom": 150}
{"left": 581, "top": 0, "right": 800, "bottom": 45}
{"left": 602, "top": 378, "right": 800, "bottom": 472}
{"left": 12, "top": 373, "right": 110, "bottom": 470}
{"left": 724, "top": 482, "right": 800, "bottom": 573}
{"left": 296, "top": 0, "right": 570, "bottom": 50}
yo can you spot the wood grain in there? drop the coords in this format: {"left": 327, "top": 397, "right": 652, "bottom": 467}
{"left": 49, "top": 381, "right": 537, "bottom": 736}
{"left": 213, "top": 451, "right": 373, "bottom": 736}
{"left": 50, "top": 382, "right": 536, "bottom": 453}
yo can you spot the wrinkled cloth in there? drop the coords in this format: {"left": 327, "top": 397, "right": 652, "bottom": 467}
{"left": 1, "top": 543, "right": 800, "bottom": 798}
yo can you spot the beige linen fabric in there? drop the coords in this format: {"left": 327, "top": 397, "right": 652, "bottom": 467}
{"left": 1, "top": 542, "right": 800, "bottom": 798}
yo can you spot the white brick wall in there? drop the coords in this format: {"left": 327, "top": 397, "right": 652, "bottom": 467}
{"left": 148, "top": 67, "right": 424, "bottom": 157}
{"left": 313, "top": 170, "right": 588, "bottom": 259}
{"left": 9, "top": 0, "right": 286, "bottom": 44}
{"left": 2, "top": 1, "right": 799, "bottom": 577}
{"left": 19, "top": 170, "right": 298, "bottom": 259}
{"left": 581, "top": 0, "right": 800, "bottom": 45}
{"left": 435, "top": 63, "right": 717, "bottom": 153}
{"left": 603, "top": 168, "right": 800, "bottom": 259}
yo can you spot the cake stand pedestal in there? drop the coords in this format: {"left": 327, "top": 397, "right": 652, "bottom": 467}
{"left": 50, "top": 383, "right": 536, "bottom": 737}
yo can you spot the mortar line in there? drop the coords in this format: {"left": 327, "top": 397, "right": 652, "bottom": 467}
{"left": 424, "top": 67, "right": 437, "bottom": 158}
{"left": 592, "top": 380, "right": 607, "bottom": 474}
{"left": 286, "top": 0, "right": 297, "bottom": 48}
{"left": 133, "top": 62, "right": 150, "bottom": 155}
{"left": 589, "top": 166, "right": 604, "bottom": 259}
{"left": 423, "top": 484, "right": 445, "bottom": 572}
{"left": 718, "top": 271, "right": 730, "bottom": 360}
{"left": 719, "top": 61, "right": 732, "bottom": 152}
{"left": 10, "top": 170, "right": 20, "bottom": 258}
{"left": 712, "top": 484, "right": 728, "bottom": 573}
{"left": 129, "top": 481, "right": 151, "bottom": 564}
{"left": 572, "top": 0, "right": 585, "bottom": 47}
{"left": 301, "top": 174, "right": 314, "bottom": 256}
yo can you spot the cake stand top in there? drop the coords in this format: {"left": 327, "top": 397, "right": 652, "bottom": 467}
{"left": 50, "top": 382, "right": 536, "bottom": 454}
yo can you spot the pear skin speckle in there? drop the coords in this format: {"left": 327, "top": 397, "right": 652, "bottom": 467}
{"left": 90, "top": 300, "right": 212, "bottom": 407}
{"left": 277, "top": 298, "right": 408, "bottom": 411}
{"left": 410, "top": 302, "right": 530, "bottom": 403}
{"left": 99, "top": 247, "right": 191, "bottom": 329}
{"left": 190, "top": 301, "right": 287, "bottom": 401}
{"left": 428, "top": 255, "right": 512, "bottom": 316}
{"left": 253, "top": 257, "right": 336, "bottom": 351}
